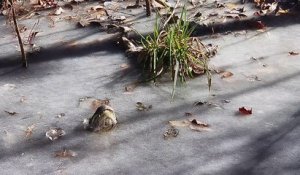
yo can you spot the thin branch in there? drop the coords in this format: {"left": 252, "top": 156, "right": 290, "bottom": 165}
{"left": 162, "top": 0, "right": 180, "bottom": 29}
{"left": 9, "top": 0, "right": 27, "bottom": 68}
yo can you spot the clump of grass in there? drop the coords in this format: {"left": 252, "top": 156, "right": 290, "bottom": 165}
{"left": 140, "top": 9, "right": 212, "bottom": 98}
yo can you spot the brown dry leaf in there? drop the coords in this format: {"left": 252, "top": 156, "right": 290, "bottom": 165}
{"left": 56, "top": 113, "right": 65, "bottom": 118}
{"left": 4, "top": 110, "right": 18, "bottom": 115}
{"left": 189, "top": 119, "right": 210, "bottom": 132}
{"left": 246, "top": 75, "right": 261, "bottom": 82}
{"left": 19, "top": 26, "right": 27, "bottom": 33}
{"left": 125, "top": 83, "right": 137, "bottom": 92}
{"left": 253, "top": 21, "right": 266, "bottom": 30}
{"left": 122, "top": 37, "right": 143, "bottom": 53}
{"left": 289, "top": 51, "right": 299, "bottom": 56}
{"left": 163, "top": 127, "right": 179, "bottom": 139}
{"left": 55, "top": 148, "right": 77, "bottom": 158}
{"left": 239, "top": 107, "right": 252, "bottom": 115}
{"left": 136, "top": 102, "right": 152, "bottom": 111}
{"left": 46, "top": 128, "right": 66, "bottom": 141}
{"left": 220, "top": 71, "right": 233, "bottom": 79}
{"left": 25, "top": 124, "right": 35, "bottom": 138}
{"left": 277, "top": 9, "right": 289, "bottom": 15}
{"left": 168, "top": 120, "right": 190, "bottom": 127}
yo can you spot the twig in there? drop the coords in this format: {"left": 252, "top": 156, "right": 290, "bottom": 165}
{"left": 9, "top": 0, "right": 27, "bottom": 68}
{"left": 162, "top": 0, "right": 180, "bottom": 29}
{"left": 145, "top": 0, "right": 151, "bottom": 16}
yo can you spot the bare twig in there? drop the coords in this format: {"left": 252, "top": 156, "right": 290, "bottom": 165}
{"left": 145, "top": 0, "right": 151, "bottom": 16}
{"left": 162, "top": 0, "right": 180, "bottom": 29}
{"left": 9, "top": 0, "right": 27, "bottom": 68}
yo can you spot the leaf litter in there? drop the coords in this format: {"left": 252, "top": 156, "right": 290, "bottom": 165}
{"left": 55, "top": 148, "right": 77, "bottom": 158}
{"left": 238, "top": 107, "right": 252, "bottom": 115}
{"left": 46, "top": 127, "right": 66, "bottom": 141}
{"left": 169, "top": 118, "right": 211, "bottom": 132}
{"left": 4, "top": 110, "right": 18, "bottom": 115}
{"left": 25, "top": 124, "right": 36, "bottom": 138}
{"left": 136, "top": 102, "right": 152, "bottom": 111}
{"left": 163, "top": 127, "right": 179, "bottom": 139}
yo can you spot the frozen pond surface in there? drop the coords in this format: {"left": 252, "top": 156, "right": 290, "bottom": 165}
{"left": 0, "top": 1, "right": 300, "bottom": 174}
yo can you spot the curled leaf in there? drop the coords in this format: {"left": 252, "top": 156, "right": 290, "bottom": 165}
{"left": 25, "top": 124, "right": 35, "bottom": 138}
{"left": 169, "top": 120, "right": 190, "bottom": 127}
{"left": 56, "top": 113, "right": 65, "bottom": 118}
{"left": 239, "top": 107, "right": 252, "bottom": 115}
{"left": 55, "top": 148, "right": 77, "bottom": 158}
{"left": 289, "top": 51, "right": 299, "bottom": 56}
{"left": 136, "top": 102, "right": 152, "bottom": 111}
{"left": 4, "top": 110, "right": 18, "bottom": 115}
{"left": 163, "top": 127, "right": 179, "bottom": 139}
{"left": 46, "top": 128, "right": 65, "bottom": 141}
{"left": 220, "top": 71, "right": 233, "bottom": 79}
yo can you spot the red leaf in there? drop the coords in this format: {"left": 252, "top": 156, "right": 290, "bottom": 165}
{"left": 239, "top": 107, "right": 252, "bottom": 115}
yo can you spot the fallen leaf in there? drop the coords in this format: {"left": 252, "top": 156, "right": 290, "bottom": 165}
{"left": 122, "top": 37, "right": 143, "bottom": 53}
{"left": 246, "top": 75, "right": 261, "bottom": 81}
{"left": 56, "top": 113, "right": 65, "bottom": 118}
{"left": 125, "top": 83, "right": 137, "bottom": 92}
{"left": 53, "top": 7, "right": 64, "bottom": 15}
{"left": 55, "top": 148, "right": 77, "bottom": 158}
{"left": 289, "top": 51, "right": 299, "bottom": 56}
{"left": 19, "top": 26, "right": 27, "bottom": 33}
{"left": 4, "top": 110, "right": 18, "bottom": 115}
{"left": 239, "top": 107, "right": 252, "bottom": 115}
{"left": 46, "top": 128, "right": 66, "bottom": 141}
{"left": 25, "top": 124, "right": 35, "bottom": 138}
{"left": 220, "top": 71, "right": 233, "bottom": 79}
{"left": 163, "top": 127, "right": 179, "bottom": 139}
{"left": 189, "top": 119, "right": 210, "bottom": 132}
{"left": 136, "top": 102, "right": 152, "bottom": 111}
{"left": 190, "top": 119, "right": 209, "bottom": 127}
{"left": 169, "top": 120, "right": 190, "bottom": 127}
{"left": 253, "top": 21, "right": 266, "bottom": 30}
{"left": 193, "top": 101, "right": 206, "bottom": 106}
